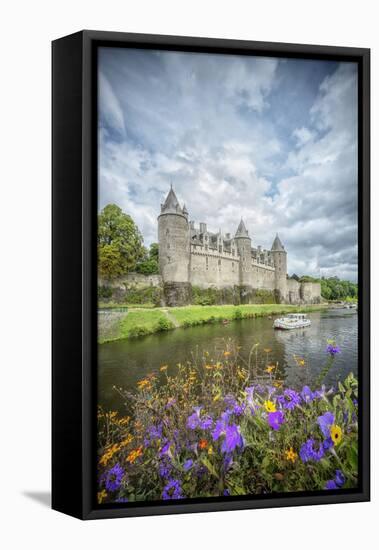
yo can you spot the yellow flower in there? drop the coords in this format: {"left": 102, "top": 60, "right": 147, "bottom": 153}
{"left": 205, "top": 364, "right": 213, "bottom": 370}
{"left": 274, "top": 381, "right": 283, "bottom": 389}
{"left": 264, "top": 400, "right": 276, "bottom": 413}
{"left": 330, "top": 425, "right": 343, "bottom": 446}
{"left": 160, "top": 365, "right": 168, "bottom": 372}
{"left": 265, "top": 365, "right": 275, "bottom": 373}
{"left": 97, "top": 490, "right": 107, "bottom": 504}
{"left": 223, "top": 351, "right": 231, "bottom": 357}
{"left": 263, "top": 348, "right": 272, "bottom": 354}
{"left": 294, "top": 355, "right": 306, "bottom": 367}
{"left": 208, "top": 445, "right": 214, "bottom": 455}
{"left": 284, "top": 447, "right": 298, "bottom": 463}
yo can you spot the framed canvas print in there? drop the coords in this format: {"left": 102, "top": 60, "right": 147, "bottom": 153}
{"left": 52, "top": 30, "right": 370, "bottom": 519}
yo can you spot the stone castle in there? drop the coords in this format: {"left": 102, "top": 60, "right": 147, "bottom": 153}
{"left": 158, "top": 186, "right": 321, "bottom": 306}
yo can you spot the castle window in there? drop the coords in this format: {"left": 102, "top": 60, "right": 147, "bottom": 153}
{"left": 205, "top": 245, "right": 208, "bottom": 251}
{"left": 219, "top": 246, "right": 222, "bottom": 253}
{"left": 166, "top": 228, "right": 169, "bottom": 235}
{"left": 232, "top": 262, "right": 234, "bottom": 271}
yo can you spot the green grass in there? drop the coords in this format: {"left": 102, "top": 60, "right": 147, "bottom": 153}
{"left": 98, "top": 303, "right": 327, "bottom": 343}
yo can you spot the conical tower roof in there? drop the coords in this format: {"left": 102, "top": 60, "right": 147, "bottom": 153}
{"left": 271, "top": 233, "right": 285, "bottom": 251}
{"left": 235, "top": 218, "right": 249, "bottom": 238}
{"left": 162, "top": 185, "right": 180, "bottom": 212}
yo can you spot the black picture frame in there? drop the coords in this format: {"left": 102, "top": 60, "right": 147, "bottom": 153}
{"left": 52, "top": 30, "right": 370, "bottom": 520}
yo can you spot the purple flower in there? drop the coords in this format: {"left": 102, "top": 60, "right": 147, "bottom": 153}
{"left": 221, "top": 424, "right": 244, "bottom": 453}
{"left": 325, "top": 479, "right": 338, "bottom": 490}
{"left": 326, "top": 343, "right": 341, "bottom": 356}
{"left": 323, "top": 436, "right": 334, "bottom": 450}
{"left": 187, "top": 412, "right": 199, "bottom": 430}
{"left": 324, "top": 469, "right": 345, "bottom": 490}
{"left": 104, "top": 463, "right": 124, "bottom": 492}
{"left": 299, "top": 439, "right": 325, "bottom": 462}
{"left": 115, "top": 497, "right": 129, "bottom": 503}
{"left": 267, "top": 410, "right": 285, "bottom": 431}
{"left": 223, "top": 453, "right": 234, "bottom": 471}
{"left": 199, "top": 416, "right": 213, "bottom": 430}
{"left": 223, "top": 489, "right": 230, "bottom": 496}
{"left": 159, "top": 440, "right": 172, "bottom": 456}
{"left": 162, "top": 479, "right": 183, "bottom": 500}
{"left": 301, "top": 386, "right": 315, "bottom": 403}
{"left": 317, "top": 412, "right": 335, "bottom": 438}
{"left": 335, "top": 470, "right": 345, "bottom": 487}
{"left": 183, "top": 459, "right": 193, "bottom": 472}
{"left": 212, "top": 419, "right": 226, "bottom": 441}
{"left": 159, "top": 458, "right": 172, "bottom": 479}
{"left": 283, "top": 389, "right": 301, "bottom": 410}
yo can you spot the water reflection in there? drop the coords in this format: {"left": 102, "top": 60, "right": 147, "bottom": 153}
{"left": 98, "top": 309, "right": 357, "bottom": 413}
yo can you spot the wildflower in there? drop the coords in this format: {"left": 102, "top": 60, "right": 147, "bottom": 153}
{"left": 284, "top": 447, "right": 298, "bottom": 463}
{"left": 162, "top": 479, "right": 183, "bottom": 500}
{"left": 97, "top": 490, "right": 107, "bottom": 504}
{"left": 159, "top": 441, "right": 172, "bottom": 457}
{"left": 183, "top": 459, "right": 193, "bottom": 472}
{"left": 335, "top": 469, "right": 345, "bottom": 487}
{"left": 325, "top": 469, "right": 345, "bottom": 490}
{"left": 199, "top": 416, "right": 213, "bottom": 430}
{"left": 186, "top": 406, "right": 202, "bottom": 429}
{"left": 212, "top": 419, "right": 226, "bottom": 441}
{"left": 104, "top": 463, "right": 124, "bottom": 492}
{"left": 159, "top": 458, "right": 172, "bottom": 479}
{"left": 265, "top": 365, "right": 275, "bottom": 374}
{"left": 208, "top": 445, "right": 214, "bottom": 455}
{"left": 160, "top": 365, "right": 168, "bottom": 371}
{"left": 325, "top": 479, "right": 338, "bottom": 490}
{"left": 199, "top": 438, "right": 208, "bottom": 450}
{"left": 115, "top": 497, "right": 129, "bottom": 503}
{"left": 126, "top": 446, "right": 143, "bottom": 463}
{"left": 264, "top": 400, "right": 276, "bottom": 413}
{"left": 317, "top": 411, "right": 335, "bottom": 438}
{"left": 223, "top": 489, "right": 230, "bottom": 496}
{"left": 330, "top": 425, "right": 343, "bottom": 446}
{"left": 221, "top": 424, "right": 244, "bottom": 453}
{"left": 299, "top": 439, "right": 324, "bottom": 462}
{"left": 294, "top": 355, "right": 306, "bottom": 367}
{"left": 263, "top": 348, "right": 272, "bottom": 353}
{"left": 267, "top": 410, "right": 285, "bottom": 431}
{"left": 301, "top": 386, "right": 315, "bottom": 403}
{"left": 223, "top": 351, "right": 231, "bottom": 357}
{"left": 278, "top": 389, "right": 301, "bottom": 410}
{"left": 325, "top": 340, "right": 341, "bottom": 356}
{"left": 165, "top": 397, "right": 176, "bottom": 409}
{"left": 323, "top": 437, "right": 334, "bottom": 450}
{"left": 137, "top": 378, "right": 152, "bottom": 391}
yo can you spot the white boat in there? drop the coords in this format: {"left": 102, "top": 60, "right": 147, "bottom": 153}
{"left": 273, "top": 313, "right": 311, "bottom": 330}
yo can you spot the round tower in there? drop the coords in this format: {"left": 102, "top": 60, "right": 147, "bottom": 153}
{"left": 271, "top": 234, "right": 287, "bottom": 303}
{"left": 158, "top": 186, "right": 191, "bottom": 305}
{"left": 234, "top": 219, "right": 253, "bottom": 287}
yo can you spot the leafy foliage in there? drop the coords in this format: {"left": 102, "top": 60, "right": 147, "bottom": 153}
{"left": 136, "top": 243, "right": 159, "bottom": 275}
{"left": 98, "top": 204, "right": 144, "bottom": 280}
{"left": 299, "top": 275, "right": 358, "bottom": 301}
{"left": 97, "top": 344, "right": 358, "bottom": 503}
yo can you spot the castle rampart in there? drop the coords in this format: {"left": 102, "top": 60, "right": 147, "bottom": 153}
{"left": 157, "top": 187, "right": 321, "bottom": 306}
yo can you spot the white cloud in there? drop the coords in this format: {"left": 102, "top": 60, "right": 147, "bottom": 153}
{"left": 99, "top": 51, "right": 358, "bottom": 282}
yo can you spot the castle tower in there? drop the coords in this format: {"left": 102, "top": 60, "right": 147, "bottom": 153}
{"left": 271, "top": 234, "right": 287, "bottom": 302}
{"left": 234, "top": 219, "right": 253, "bottom": 286}
{"left": 158, "top": 186, "right": 191, "bottom": 305}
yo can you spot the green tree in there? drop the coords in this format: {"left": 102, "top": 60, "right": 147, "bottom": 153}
{"left": 98, "top": 204, "right": 144, "bottom": 280}
{"left": 136, "top": 242, "right": 160, "bottom": 275}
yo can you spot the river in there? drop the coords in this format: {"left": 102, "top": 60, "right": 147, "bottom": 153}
{"left": 98, "top": 308, "right": 358, "bottom": 413}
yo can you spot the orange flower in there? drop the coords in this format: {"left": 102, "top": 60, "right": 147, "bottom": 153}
{"left": 223, "top": 351, "right": 231, "bottom": 357}
{"left": 199, "top": 439, "right": 208, "bottom": 450}
{"left": 126, "top": 446, "right": 143, "bottom": 464}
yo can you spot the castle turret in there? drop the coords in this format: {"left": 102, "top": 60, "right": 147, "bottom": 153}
{"left": 234, "top": 219, "right": 253, "bottom": 286}
{"left": 271, "top": 233, "right": 287, "bottom": 302}
{"left": 158, "top": 186, "right": 191, "bottom": 305}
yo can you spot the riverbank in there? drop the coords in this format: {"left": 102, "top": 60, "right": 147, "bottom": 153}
{"left": 98, "top": 303, "right": 328, "bottom": 344}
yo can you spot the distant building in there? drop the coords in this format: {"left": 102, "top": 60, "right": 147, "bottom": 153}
{"left": 158, "top": 186, "right": 321, "bottom": 306}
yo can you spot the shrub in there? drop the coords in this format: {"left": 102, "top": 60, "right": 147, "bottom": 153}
{"left": 128, "top": 325, "right": 151, "bottom": 338}
{"left": 233, "top": 308, "right": 243, "bottom": 320}
{"left": 155, "top": 317, "right": 174, "bottom": 332}
{"left": 98, "top": 285, "right": 113, "bottom": 300}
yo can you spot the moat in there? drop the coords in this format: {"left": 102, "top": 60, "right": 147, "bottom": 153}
{"left": 98, "top": 308, "right": 358, "bottom": 413}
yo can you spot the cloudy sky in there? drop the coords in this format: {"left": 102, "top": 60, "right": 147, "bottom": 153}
{"left": 98, "top": 47, "right": 358, "bottom": 282}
